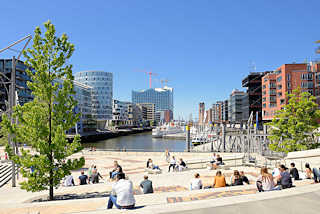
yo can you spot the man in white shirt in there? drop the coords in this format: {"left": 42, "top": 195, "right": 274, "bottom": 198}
{"left": 63, "top": 175, "right": 74, "bottom": 187}
{"left": 107, "top": 173, "right": 135, "bottom": 209}
{"left": 190, "top": 173, "right": 203, "bottom": 190}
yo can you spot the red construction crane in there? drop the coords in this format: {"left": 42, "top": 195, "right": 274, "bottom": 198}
{"left": 135, "top": 70, "right": 158, "bottom": 88}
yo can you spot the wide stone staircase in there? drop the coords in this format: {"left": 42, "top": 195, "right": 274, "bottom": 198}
{"left": 0, "top": 162, "right": 17, "bottom": 188}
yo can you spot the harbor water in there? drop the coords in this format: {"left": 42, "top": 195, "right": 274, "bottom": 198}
{"left": 83, "top": 132, "right": 186, "bottom": 152}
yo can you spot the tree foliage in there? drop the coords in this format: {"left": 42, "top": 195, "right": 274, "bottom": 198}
{"left": 0, "top": 21, "right": 85, "bottom": 200}
{"left": 267, "top": 88, "right": 320, "bottom": 154}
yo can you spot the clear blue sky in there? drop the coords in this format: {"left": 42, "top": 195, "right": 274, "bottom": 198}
{"left": 0, "top": 0, "right": 319, "bottom": 119}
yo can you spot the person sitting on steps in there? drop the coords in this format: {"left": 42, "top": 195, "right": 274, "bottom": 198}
{"left": 213, "top": 171, "right": 226, "bottom": 188}
{"left": 212, "top": 154, "right": 223, "bottom": 169}
{"left": 275, "top": 164, "right": 292, "bottom": 190}
{"left": 147, "top": 158, "right": 160, "bottom": 170}
{"left": 168, "top": 156, "right": 176, "bottom": 172}
{"left": 107, "top": 172, "right": 135, "bottom": 210}
{"left": 231, "top": 170, "right": 243, "bottom": 186}
{"left": 140, "top": 175, "right": 154, "bottom": 194}
{"left": 289, "top": 163, "right": 300, "bottom": 181}
{"left": 256, "top": 167, "right": 275, "bottom": 192}
{"left": 190, "top": 173, "right": 202, "bottom": 190}
{"left": 178, "top": 158, "right": 187, "bottom": 171}
{"left": 109, "top": 161, "right": 122, "bottom": 180}
{"left": 240, "top": 171, "right": 250, "bottom": 185}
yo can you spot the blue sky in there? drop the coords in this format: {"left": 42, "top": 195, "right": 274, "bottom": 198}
{"left": 0, "top": 0, "right": 319, "bottom": 119}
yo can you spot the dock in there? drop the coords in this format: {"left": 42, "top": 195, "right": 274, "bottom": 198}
{"left": 67, "top": 127, "right": 152, "bottom": 142}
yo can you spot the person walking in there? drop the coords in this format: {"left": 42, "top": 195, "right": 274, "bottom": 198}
{"left": 165, "top": 149, "right": 170, "bottom": 163}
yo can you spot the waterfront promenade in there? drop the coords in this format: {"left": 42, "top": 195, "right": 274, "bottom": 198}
{"left": 0, "top": 147, "right": 318, "bottom": 214}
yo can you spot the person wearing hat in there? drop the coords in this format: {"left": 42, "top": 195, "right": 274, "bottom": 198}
{"left": 276, "top": 164, "right": 292, "bottom": 189}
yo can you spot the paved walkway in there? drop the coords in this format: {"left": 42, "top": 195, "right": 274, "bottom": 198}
{"left": 170, "top": 191, "right": 320, "bottom": 214}
{"left": 0, "top": 148, "right": 317, "bottom": 214}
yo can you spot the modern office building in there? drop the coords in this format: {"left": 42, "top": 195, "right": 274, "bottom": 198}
{"left": 72, "top": 81, "right": 95, "bottom": 134}
{"left": 74, "top": 71, "right": 113, "bottom": 129}
{"left": 132, "top": 86, "right": 173, "bottom": 112}
{"left": 221, "top": 100, "right": 229, "bottom": 123}
{"left": 110, "top": 99, "right": 129, "bottom": 126}
{"left": 262, "top": 62, "right": 320, "bottom": 121}
{"left": 0, "top": 59, "right": 33, "bottom": 112}
{"left": 137, "top": 103, "right": 156, "bottom": 123}
{"left": 228, "top": 89, "right": 246, "bottom": 123}
{"left": 127, "top": 103, "right": 146, "bottom": 126}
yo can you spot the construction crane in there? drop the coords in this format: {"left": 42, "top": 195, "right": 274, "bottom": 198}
{"left": 160, "top": 79, "right": 169, "bottom": 88}
{"left": 136, "top": 70, "right": 158, "bottom": 88}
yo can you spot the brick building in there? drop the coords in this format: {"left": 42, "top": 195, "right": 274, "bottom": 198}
{"left": 262, "top": 62, "right": 320, "bottom": 121}
{"left": 199, "top": 102, "right": 205, "bottom": 124}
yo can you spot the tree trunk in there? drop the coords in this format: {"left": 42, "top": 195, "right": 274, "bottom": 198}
{"left": 49, "top": 176, "right": 54, "bottom": 200}
{"left": 48, "top": 59, "right": 54, "bottom": 201}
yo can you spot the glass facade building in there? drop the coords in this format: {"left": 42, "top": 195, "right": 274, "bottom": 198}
{"left": 132, "top": 86, "right": 173, "bottom": 112}
{"left": 73, "top": 81, "right": 96, "bottom": 134}
{"left": 228, "top": 89, "right": 246, "bottom": 123}
{"left": 74, "top": 71, "right": 113, "bottom": 129}
{"left": 0, "top": 59, "right": 33, "bottom": 112}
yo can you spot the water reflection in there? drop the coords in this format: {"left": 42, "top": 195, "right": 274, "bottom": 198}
{"left": 83, "top": 132, "right": 186, "bottom": 152}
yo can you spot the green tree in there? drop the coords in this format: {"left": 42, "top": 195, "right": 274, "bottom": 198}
{"left": 267, "top": 88, "right": 320, "bottom": 154}
{"left": 1, "top": 21, "right": 85, "bottom": 200}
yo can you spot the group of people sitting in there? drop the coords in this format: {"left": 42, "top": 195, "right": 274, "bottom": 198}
{"left": 63, "top": 165, "right": 104, "bottom": 186}
{"left": 208, "top": 153, "right": 224, "bottom": 170}
{"left": 105, "top": 157, "right": 320, "bottom": 210}
{"left": 107, "top": 172, "right": 155, "bottom": 210}
{"left": 168, "top": 156, "right": 187, "bottom": 172}
{"left": 189, "top": 170, "right": 250, "bottom": 190}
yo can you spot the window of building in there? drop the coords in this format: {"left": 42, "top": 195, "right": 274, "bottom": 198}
{"left": 262, "top": 97, "right": 266, "bottom": 102}
{"left": 277, "top": 84, "right": 282, "bottom": 90}
{"left": 269, "top": 83, "right": 276, "bottom": 88}
{"left": 287, "top": 74, "right": 291, "bottom": 81}
{"left": 269, "top": 103, "right": 277, "bottom": 108}
{"left": 277, "top": 76, "right": 282, "bottom": 82}
{"left": 287, "top": 82, "right": 291, "bottom": 89}
{"left": 280, "top": 99, "right": 285, "bottom": 105}
{"left": 263, "top": 85, "right": 266, "bottom": 89}
{"left": 263, "top": 103, "right": 266, "bottom": 108}
{"left": 301, "top": 81, "right": 308, "bottom": 88}
{"left": 270, "top": 89, "right": 276, "bottom": 95}
{"left": 270, "top": 96, "right": 276, "bottom": 102}
{"left": 278, "top": 92, "right": 282, "bottom": 97}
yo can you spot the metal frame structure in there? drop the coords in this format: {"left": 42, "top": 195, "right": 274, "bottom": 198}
{"left": 0, "top": 35, "right": 32, "bottom": 187}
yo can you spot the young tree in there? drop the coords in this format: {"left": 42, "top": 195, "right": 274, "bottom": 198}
{"left": 267, "top": 88, "right": 320, "bottom": 154}
{"left": 1, "top": 21, "right": 85, "bottom": 200}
